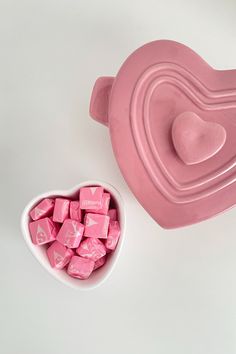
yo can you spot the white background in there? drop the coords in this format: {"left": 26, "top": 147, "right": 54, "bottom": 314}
{"left": 1, "top": 1, "right": 236, "bottom": 353}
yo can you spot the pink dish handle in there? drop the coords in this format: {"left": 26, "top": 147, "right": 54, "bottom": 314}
{"left": 89, "top": 76, "right": 115, "bottom": 126}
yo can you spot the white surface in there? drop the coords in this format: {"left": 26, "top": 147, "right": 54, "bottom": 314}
{"left": 1, "top": 0, "right": 236, "bottom": 353}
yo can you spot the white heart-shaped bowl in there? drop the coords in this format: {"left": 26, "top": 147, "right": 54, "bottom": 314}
{"left": 21, "top": 180, "right": 125, "bottom": 290}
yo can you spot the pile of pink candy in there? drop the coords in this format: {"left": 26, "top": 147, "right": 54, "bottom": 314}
{"left": 28, "top": 186, "right": 120, "bottom": 280}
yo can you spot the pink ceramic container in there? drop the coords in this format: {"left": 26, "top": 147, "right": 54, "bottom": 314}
{"left": 90, "top": 40, "right": 236, "bottom": 229}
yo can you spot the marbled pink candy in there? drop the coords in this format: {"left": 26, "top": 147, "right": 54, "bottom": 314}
{"left": 80, "top": 186, "right": 103, "bottom": 210}
{"left": 84, "top": 213, "right": 110, "bottom": 239}
{"left": 67, "top": 256, "right": 95, "bottom": 279}
{"left": 88, "top": 192, "right": 110, "bottom": 215}
{"left": 76, "top": 237, "right": 106, "bottom": 262}
{"left": 29, "top": 217, "right": 57, "bottom": 245}
{"left": 108, "top": 208, "right": 117, "bottom": 221}
{"left": 105, "top": 221, "right": 120, "bottom": 250}
{"left": 56, "top": 219, "right": 84, "bottom": 248}
{"left": 30, "top": 198, "right": 54, "bottom": 221}
{"left": 53, "top": 198, "right": 70, "bottom": 223}
{"left": 70, "top": 201, "right": 82, "bottom": 222}
{"left": 47, "top": 241, "right": 74, "bottom": 269}
{"left": 94, "top": 256, "right": 106, "bottom": 270}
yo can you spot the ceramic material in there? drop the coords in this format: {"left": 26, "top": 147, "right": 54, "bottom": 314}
{"left": 21, "top": 181, "right": 125, "bottom": 290}
{"left": 171, "top": 112, "right": 226, "bottom": 165}
{"left": 90, "top": 40, "right": 236, "bottom": 229}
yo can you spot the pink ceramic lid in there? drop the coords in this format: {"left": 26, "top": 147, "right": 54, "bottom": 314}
{"left": 90, "top": 40, "right": 236, "bottom": 229}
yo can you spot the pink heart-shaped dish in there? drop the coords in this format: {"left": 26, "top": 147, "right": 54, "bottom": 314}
{"left": 21, "top": 181, "right": 125, "bottom": 290}
{"left": 90, "top": 40, "right": 236, "bottom": 228}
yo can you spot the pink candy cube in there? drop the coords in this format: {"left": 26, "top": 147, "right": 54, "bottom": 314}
{"left": 47, "top": 241, "right": 74, "bottom": 269}
{"left": 53, "top": 198, "right": 70, "bottom": 223}
{"left": 56, "top": 219, "right": 84, "bottom": 248}
{"left": 29, "top": 217, "right": 57, "bottom": 245}
{"left": 30, "top": 198, "right": 54, "bottom": 221}
{"left": 76, "top": 237, "right": 106, "bottom": 261}
{"left": 70, "top": 201, "right": 82, "bottom": 222}
{"left": 84, "top": 213, "right": 110, "bottom": 239}
{"left": 67, "top": 256, "right": 95, "bottom": 279}
{"left": 108, "top": 208, "right": 117, "bottom": 221}
{"left": 105, "top": 221, "right": 121, "bottom": 250}
{"left": 88, "top": 193, "right": 110, "bottom": 215}
{"left": 94, "top": 256, "right": 106, "bottom": 270}
{"left": 80, "top": 186, "right": 103, "bottom": 210}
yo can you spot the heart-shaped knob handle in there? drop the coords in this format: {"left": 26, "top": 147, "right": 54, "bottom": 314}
{"left": 171, "top": 112, "right": 226, "bottom": 165}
